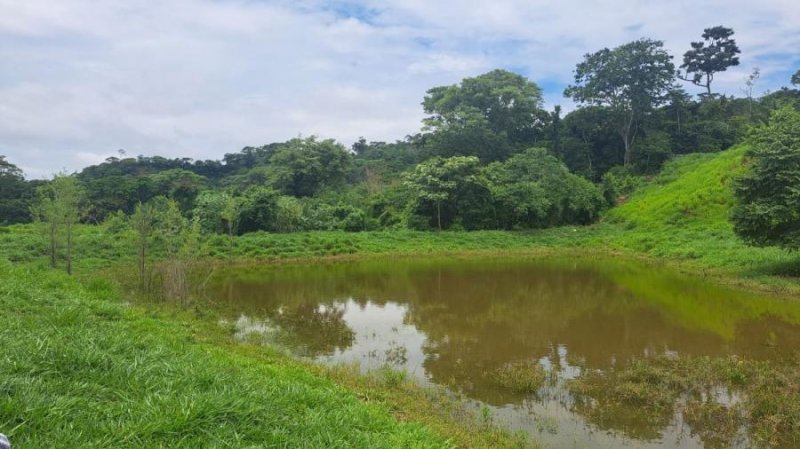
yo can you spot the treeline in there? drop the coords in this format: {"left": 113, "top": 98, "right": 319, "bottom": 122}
{"left": 2, "top": 27, "right": 799, "bottom": 235}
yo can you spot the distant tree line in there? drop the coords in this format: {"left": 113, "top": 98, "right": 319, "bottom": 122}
{"left": 0, "top": 26, "right": 798, "bottom": 242}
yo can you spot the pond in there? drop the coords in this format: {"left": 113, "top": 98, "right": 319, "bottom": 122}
{"left": 207, "top": 256, "right": 800, "bottom": 449}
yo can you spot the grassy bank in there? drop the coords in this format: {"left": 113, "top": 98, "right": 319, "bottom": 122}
{"left": 0, "top": 261, "right": 529, "bottom": 448}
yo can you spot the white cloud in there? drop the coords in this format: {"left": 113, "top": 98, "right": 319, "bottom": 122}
{"left": 0, "top": 0, "right": 798, "bottom": 177}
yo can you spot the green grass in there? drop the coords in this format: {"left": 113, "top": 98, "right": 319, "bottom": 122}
{"left": 0, "top": 260, "right": 534, "bottom": 448}
{"left": 586, "top": 145, "right": 798, "bottom": 290}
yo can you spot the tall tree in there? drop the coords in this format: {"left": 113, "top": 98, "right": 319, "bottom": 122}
{"left": 422, "top": 69, "right": 546, "bottom": 161}
{"left": 732, "top": 107, "right": 800, "bottom": 249}
{"left": 565, "top": 39, "right": 675, "bottom": 166}
{"left": 678, "top": 26, "right": 741, "bottom": 96}
{"left": 792, "top": 69, "right": 800, "bottom": 86}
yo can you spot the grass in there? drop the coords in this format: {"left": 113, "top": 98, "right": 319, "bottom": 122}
{"left": 492, "top": 361, "right": 548, "bottom": 394}
{"left": 600, "top": 146, "right": 795, "bottom": 279}
{"left": 0, "top": 260, "right": 529, "bottom": 448}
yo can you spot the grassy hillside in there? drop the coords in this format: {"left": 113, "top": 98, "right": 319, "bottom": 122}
{"left": 596, "top": 146, "right": 796, "bottom": 283}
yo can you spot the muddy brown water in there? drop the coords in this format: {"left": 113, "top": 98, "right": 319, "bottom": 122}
{"left": 207, "top": 256, "right": 800, "bottom": 449}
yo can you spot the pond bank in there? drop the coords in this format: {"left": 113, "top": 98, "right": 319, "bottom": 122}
{"left": 0, "top": 260, "right": 531, "bottom": 448}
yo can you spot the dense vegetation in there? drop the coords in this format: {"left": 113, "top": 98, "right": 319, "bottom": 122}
{"left": 2, "top": 27, "right": 798, "bottom": 243}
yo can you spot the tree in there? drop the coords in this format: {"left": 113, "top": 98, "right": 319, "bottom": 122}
{"left": 732, "top": 107, "right": 800, "bottom": 249}
{"left": 403, "top": 156, "right": 482, "bottom": 230}
{"left": 238, "top": 186, "right": 280, "bottom": 233}
{"left": 792, "top": 70, "right": 800, "bottom": 86}
{"left": 741, "top": 67, "right": 760, "bottom": 119}
{"left": 130, "top": 201, "right": 155, "bottom": 291}
{"left": 678, "top": 26, "right": 741, "bottom": 96}
{"left": 221, "top": 194, "right": 242, "bottom": 238}
{"left": 0, "top": 156, "right": 34, "bottom": 225}
{"left": 483, "top": 148, "right": 605, "bottom": 228}
{"left": 559, "top": 106, "right": 621, "bottom": 178}
{"left": 32, "top": 175, "right": 86, "bottom": 274}
{"left": 148, "top": 169, "right": 208, "bottom": 213}
{"left": 565, "top": 39, "right": 675, "bottom": 167}
{"left": 422, "top": 69, "right": 547, "bottom": 161}
{"left": 151, "top": 197, "right": 201, "bottom": 304}
{"left": 267, "top": 137, "right": 351, "bottom": 197}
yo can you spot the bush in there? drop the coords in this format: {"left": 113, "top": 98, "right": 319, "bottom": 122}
{"left": 602, "top": 166, "right": 642, "bottom": 205}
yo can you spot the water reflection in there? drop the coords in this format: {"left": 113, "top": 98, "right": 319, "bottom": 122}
{"left": 209, "top": 257, "right": 800, "bottom": 449}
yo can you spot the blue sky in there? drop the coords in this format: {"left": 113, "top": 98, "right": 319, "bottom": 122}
{"left": 1, "top": 0, "right": 798, "bottom": 177}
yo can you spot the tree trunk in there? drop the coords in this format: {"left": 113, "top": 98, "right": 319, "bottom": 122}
{"left": 622, "top": 135, "right": 632, "bottom": 167}
{"left": 620, "top": 111, "right": 636, "bottom": 167}
{"left": 49, "top": 223, "right": 57, "bottom": 268}
{"left": 66, "top": 222, "right": 72, "bottom": 276}
{"left": 436, "top": 201, "right": 442, "bottom": 231}
{"left": 138, "top": 238, "right": 146, "bottom": 291}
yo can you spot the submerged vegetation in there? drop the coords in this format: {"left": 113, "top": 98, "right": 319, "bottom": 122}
{"left": 492, "top": 361, "right": 548, "bottom": 394}
{"left": 570, "top": 355, "right": 800, "bottom": 448}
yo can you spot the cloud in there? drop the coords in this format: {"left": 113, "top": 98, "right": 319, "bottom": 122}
{"left": 0, "top": 0, "right": 798, "bottom": 177}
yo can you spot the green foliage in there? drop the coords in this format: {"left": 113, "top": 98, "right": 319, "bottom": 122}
{"left": 403, "top": 156, "right": 484, "bottom": 230}
{"left": 422, "top": 69, "right": 546, "bottom": 161}
{"left": 679, "top": 26, "right": 741, "bottom": 95}
{"left": 130, "top": 201, "right": 155, "bottom": 291}
{"left": 601, "top": 166, "right": 641, "bottom": 204}
{"left": 238, "top": 186, "right": 280, "bottom": 234}
{"left": 274, "top": 196, "right": 303, "bottom": 232}
{"left": 732, "top": 107, "right": 800, "bottom": 249}
{"left": 149, "top": 169, "right": 208, "bottom": 213}
{"left": 565, "top": 39, "right": 676, "bottom": 166}
{"left": 0, "top": 156, "right": 36, "bottom": 224}
{"left": 484, "top": 148, "right": 605, "bottom": 228}
{"left": 192, "top": 190, "right": 231, "bottom": 234}
{"left": 267, "top": 137, "right": 351, "bottom": 197}
{"left": 793, "top": 70, "right": 800, "bottom": 86}
{"left": 31, "top": 174, "right": 87, "bottom": 274}
{"left": 558, "top": 106, "right": 621, "bottom": 178}
{"left": 493, "top": 361, "right": 547, "bottom": 394}
{"left": 631, "top": 130, "right": 673, "bottom": 173}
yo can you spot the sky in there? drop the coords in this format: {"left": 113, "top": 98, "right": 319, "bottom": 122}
{"left": 1, "top": 0, "right": 799, "bottom": 178}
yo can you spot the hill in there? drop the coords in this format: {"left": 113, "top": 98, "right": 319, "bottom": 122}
{"left": 596, "top": 146, "right": 795, "bottom": 283}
